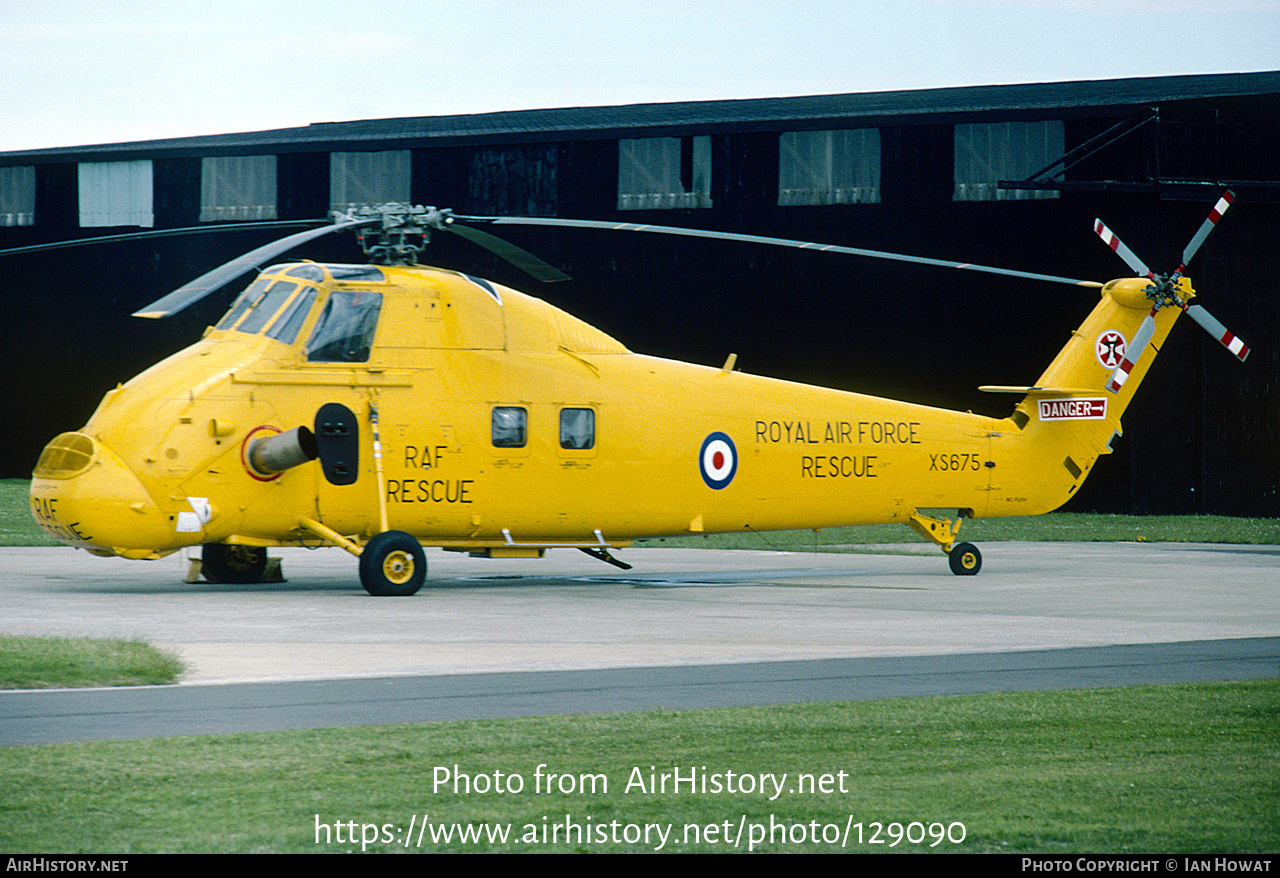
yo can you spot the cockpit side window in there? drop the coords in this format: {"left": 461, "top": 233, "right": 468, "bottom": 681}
{"left": 237, "top": 281, "right": 298, "bottom": 335}
{"left": 265, "top": 286, "right": 318, "bottom": 344}
{"left": 305, "top": 290, "right": 383, "bottom": 362}
{"left": 214, "top": 278, "right": 270, "bottom": 331}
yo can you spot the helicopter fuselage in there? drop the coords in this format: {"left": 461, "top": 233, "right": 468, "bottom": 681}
{"left": 30, "top": 261, "right": 1176, "bottom": 567}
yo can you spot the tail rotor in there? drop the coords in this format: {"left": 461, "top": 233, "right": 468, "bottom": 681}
{"left": 1094, "top": 190, "right": 1248, "bottom": 394}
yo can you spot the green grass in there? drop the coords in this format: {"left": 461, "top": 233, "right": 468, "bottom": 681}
{"left": 0, "top": 480, "right": 58, "bottom": 546}
{"left": 0, "top": 635, "right": 183, "bottom": 689}
{"left": 1, "top": 679, "right": 1276, "bottom": 853}
{"left": 2, "top": 478, "right": 174, "bottom": 689}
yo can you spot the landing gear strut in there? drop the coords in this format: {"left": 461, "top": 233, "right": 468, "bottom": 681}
{"left": 908, "top": 510, "right": 983, "bottom": 576}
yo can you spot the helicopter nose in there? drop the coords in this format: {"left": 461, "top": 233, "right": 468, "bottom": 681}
{"left": 30, "top": 432, "right": 180, "bottom": 559}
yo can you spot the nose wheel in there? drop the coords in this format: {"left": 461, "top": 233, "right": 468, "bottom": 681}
{"left": 359, "top": 530, "right": 427, "bottom": 596}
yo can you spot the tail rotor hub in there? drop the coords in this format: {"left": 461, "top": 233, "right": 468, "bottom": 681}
{"left": 1143, "top": 274, "right": 1187, "bottom": 312}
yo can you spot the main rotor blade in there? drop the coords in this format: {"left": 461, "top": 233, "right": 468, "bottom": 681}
{"left": 1184, "top": 303, "right": 1250, "bottom": 361}
{"left": 132, "top": 218, "right": 376, "bottom": 319}
{"left": 1178, "top": 190, "right": 1235, "bottom": 274}
{"left": 460, "top": 216, "right": 1102, "bottom": 288}
{"left": 1094, "top": 220, "right": 1155, "bottom": 279}
{"left": 0, "top": 219, "right": 324, "bottom": 257}
{"left": 445, "top": 223, "right": 571, "bottom": 282}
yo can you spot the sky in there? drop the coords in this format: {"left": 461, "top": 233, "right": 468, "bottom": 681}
{"left": 1, "top": 0, "right": 1277, "bottom": 153}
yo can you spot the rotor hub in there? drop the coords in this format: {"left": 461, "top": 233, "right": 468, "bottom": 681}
{"left": 338, "top": 203, "right": 456, "bottom": 265}
{"left": 1144, "top": 273, "right": 1189, "bottom": 311}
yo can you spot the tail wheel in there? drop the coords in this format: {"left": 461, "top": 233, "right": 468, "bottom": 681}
{"left": 201, "top": 543, "right": 268, "bottom": 583}
{"left": 948, "top": 542, "right": 982, "bottom": 576}
{"left": 359, "top": 531, "right": 426, "bottom": 596}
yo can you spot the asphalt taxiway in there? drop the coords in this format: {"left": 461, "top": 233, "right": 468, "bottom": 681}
{"left": 2, "top": 542, "right": 1277, "bottom": 744}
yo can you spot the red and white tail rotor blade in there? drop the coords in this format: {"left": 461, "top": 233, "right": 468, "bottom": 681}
{"left": 1106, "top": 308, "right": 1158, "bottom": 394}
{"left": 1178, "top": 190, "right": 1235, "bottom": 274}
{"left": 1184, "top": 303, "right": 1250, "bottom": 362}
{"left": 1178, "top": 191, "right": 1248, "bottom": 361}
{"left": 1094, "top": 220, "right": 1156, "bottom": 279}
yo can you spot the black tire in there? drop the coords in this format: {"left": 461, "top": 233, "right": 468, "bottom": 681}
{"left": 359, "top": 531, "right": 426, "bottom": 596}
{"left": 948, "top": 542, "right": 982, "bottom": 576}
{"left": 201, "top": 543, "right": 269, "bottom": 583}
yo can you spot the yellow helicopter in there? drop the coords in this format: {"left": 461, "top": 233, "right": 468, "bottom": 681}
{"left": 24, "top": 195, "right": 1249, "bottom": 594}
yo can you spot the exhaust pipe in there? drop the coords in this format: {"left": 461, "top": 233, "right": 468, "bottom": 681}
{"left": 247, "top": 427, "right": 318, "bottom": 476}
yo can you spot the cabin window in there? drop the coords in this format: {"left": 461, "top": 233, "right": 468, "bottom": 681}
{"left": 491, "top": 407, "right": 527, "bottom": 448}
{"left": 559, "top": 408, "right": 595, "bottom": 450}
{"left": 954, "top": 121, "right": 1063, "bottom": 200}
{"left": 78, "top": 160, "right": 153, "bottom": 227}
{"left": 305, "top": 290, "right": 383, "bottom": 362}
{"left": 236, "top": 281, "right": 297, "bottom": 334}
{"left": 778, "top": 129, "right": 881, "bottom": 205}
{"left": 265, "top": 286, "right": 318, "bottom": 344}
{"left": 199, "top": 155, "right": 277, "bottom": 221}
{"left": 618, "top": 136, "right": 711, "bottom": 210}
{"left": 0, "top": 165, "right": 35, "bottom": 226}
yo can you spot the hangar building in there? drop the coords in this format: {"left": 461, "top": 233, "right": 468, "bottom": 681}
{"left": 2, "top": 71, "right": 1277, "bottom": 515}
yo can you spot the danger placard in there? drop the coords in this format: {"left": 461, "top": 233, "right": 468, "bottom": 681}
{"left": 1038, "top": 398, "right": 1107, "bottom": 420}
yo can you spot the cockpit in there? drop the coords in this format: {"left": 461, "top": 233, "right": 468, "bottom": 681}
{"left": 213, "top": 264, "right": 385, "bottom": 362}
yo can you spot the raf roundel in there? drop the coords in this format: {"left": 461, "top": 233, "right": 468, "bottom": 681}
{"left": 699, "top": 432, "right": 738, "bottom": 490}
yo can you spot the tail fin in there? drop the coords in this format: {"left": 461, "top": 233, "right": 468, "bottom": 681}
{"left": 979, "top": 278, "right": 1184, "bottom": 515}
{"left": 1022, "top": 276, "right": 1184, "bottom": 422}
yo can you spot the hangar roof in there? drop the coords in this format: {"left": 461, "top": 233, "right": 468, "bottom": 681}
{"left": 4, "top": 70, "right": 1278, "bottom": 163}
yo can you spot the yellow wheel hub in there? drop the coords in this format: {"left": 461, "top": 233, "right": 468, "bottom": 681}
{"left": 382, "top": 551, "right": 415, "bottom": 584}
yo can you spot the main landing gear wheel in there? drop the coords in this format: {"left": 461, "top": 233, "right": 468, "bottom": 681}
{"left": 359, "top": 531, "right": 426, "bottom": 596}
{"left": 201, "top": 543, "right": 268, "bottom": 583}
{"left": 948, "top": 542, "right": 982, "bottom": 576}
